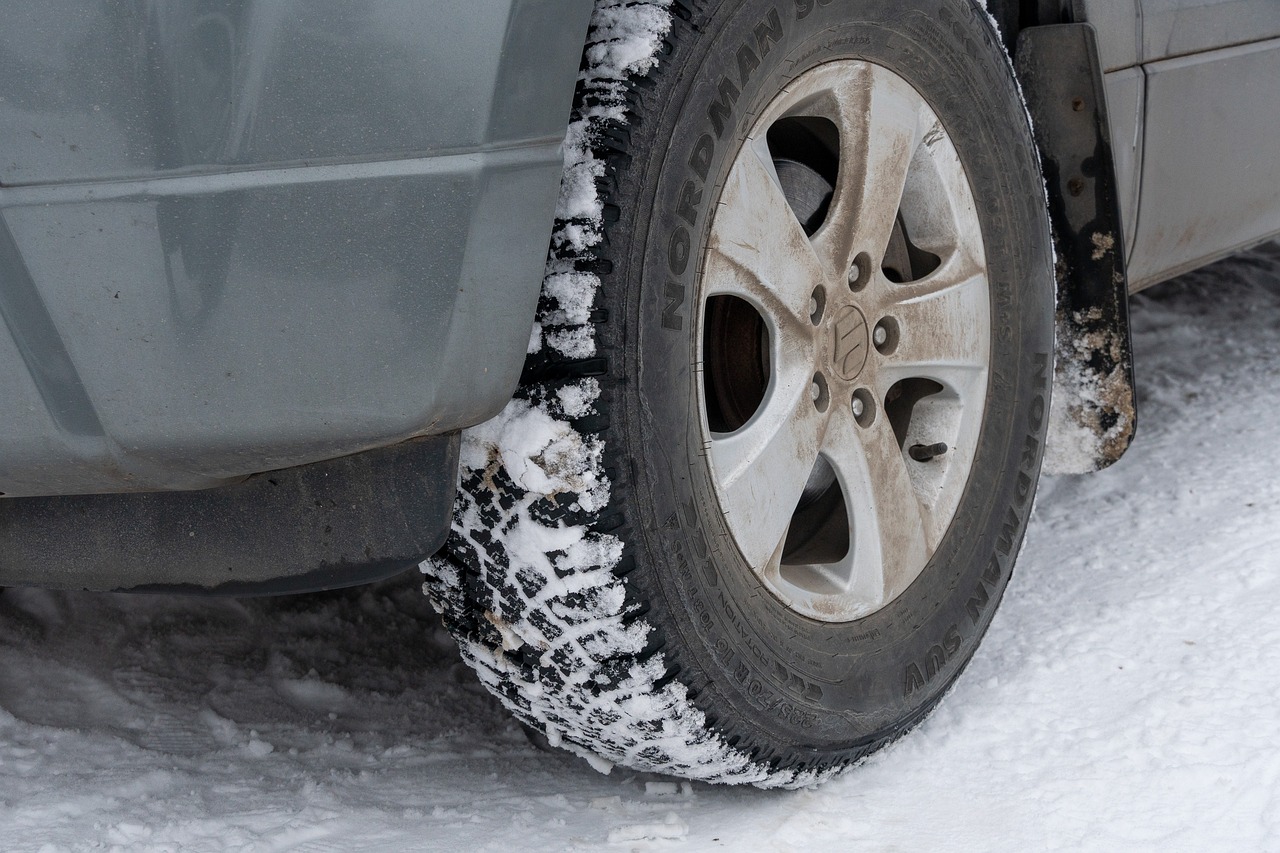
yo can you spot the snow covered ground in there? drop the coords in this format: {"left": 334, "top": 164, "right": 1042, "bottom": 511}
{"left": 2, "top": 244, "right": 1279, "bottom": 851}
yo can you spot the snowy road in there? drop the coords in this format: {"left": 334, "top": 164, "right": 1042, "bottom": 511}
{"left": 3, "top": 246, "right": 1280, "bottom": 852}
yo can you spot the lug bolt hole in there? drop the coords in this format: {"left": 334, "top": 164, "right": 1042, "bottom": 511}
{"left": 811, "top": 373, "right": 830, "bottom": 413}
{"left": 873, "top": 317, "right": 899, "bottom": 355}
{"left": 851, "top": 388, "right": 876, "bottom": 427}
{"left": 809, "top": 286, "right": 826, "bottom": 325}
{"left": 848, "top": 252, "right": 872, "bottom": 292}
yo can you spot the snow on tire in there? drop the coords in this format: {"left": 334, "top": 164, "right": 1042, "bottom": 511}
{"left": 420, "top": 0, "right": 794, "bottom": 787}
{"left": 423, "top": 0, "right": 1055, "bottom": 787}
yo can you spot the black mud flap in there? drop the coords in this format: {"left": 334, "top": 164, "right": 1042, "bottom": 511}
{"left": 1016, "top": 24, "right": 1137, "bottom": 474}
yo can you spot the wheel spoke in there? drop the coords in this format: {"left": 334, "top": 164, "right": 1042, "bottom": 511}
{"left": 877, "top": 254, "right": 989, "bottom": 389}
{"left": 706, "top": 138, "right": 828, "bottom": 338}
{"left": 821, "top": 411, "right": 931, "bottom": 608}
{"left": 896, "top": 109, "right": 985, "bottom": 262}
{"left": 811, "top": 63, "right": 928, "bottom": 275}
{"left": 710, "top": 360, "right": 827, "bottom": 571}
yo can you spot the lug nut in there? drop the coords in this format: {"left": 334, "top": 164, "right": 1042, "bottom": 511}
{"left": 848, "top": 252, "right": 872, "bottom": 292}
{"left": 809, "top": 286, "right": 826, "bottom": 325}
{"left": 851, "top": 387, "right": 875, "bottom": 426}
{"left": 873, "top": 317, "right": 899, "bottom": 354}
{"left": 811, "top": 373, "right": 830, "bottom": 412}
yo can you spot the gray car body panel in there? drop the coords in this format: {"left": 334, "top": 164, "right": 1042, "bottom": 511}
{"left": 1073, "top": 0, "right": 1141, "bottom": 72}
{"left": 1126, "top": 35, "right": 1280, "bottom": 289}
{"left": 1141, "top": 0, "right": 1280, "bottom": 62}
{"left": 1075, "top": 0, "right": 1280, "bottom": 291}
{"left": 0, "top": 0, "right": 593, "bottom": 496}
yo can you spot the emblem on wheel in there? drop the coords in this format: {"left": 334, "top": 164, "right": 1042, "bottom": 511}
{"left": 832, "top": 305, "right": 870, "bottom": 381}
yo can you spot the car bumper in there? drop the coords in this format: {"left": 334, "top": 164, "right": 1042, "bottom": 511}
{"left": 0, "top": 0, "right": 593, "bottom": 497}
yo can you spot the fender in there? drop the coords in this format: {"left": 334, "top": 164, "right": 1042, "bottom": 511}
{"left": 1016, "top": 23, "right": 1138, "bottom": 474}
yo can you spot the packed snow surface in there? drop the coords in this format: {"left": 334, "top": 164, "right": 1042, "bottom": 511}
{"left": 2, "top": 247, "right": 1279, "bottom": 850}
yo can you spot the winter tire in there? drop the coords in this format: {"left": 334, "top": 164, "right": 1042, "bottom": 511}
{"left": 426, "top": 0, "right": 1054, "bottom": 787}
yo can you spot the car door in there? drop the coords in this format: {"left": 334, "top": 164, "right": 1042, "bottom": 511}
{"left": 1126, "top": 0, "right": 1280, "bottom": 289}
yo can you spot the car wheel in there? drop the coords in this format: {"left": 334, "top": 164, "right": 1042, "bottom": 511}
{"left": 426, "top": 0, "right": 1053, "bottom": 787}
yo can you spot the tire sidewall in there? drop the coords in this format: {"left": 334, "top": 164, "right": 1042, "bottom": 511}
{"left": 611, "top": 0, "right": 1053, "bottom": 755}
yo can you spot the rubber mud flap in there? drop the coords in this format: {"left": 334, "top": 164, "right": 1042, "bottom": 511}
{"left": 1017, "top": 23, "right": 1138, "bottom": 475}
